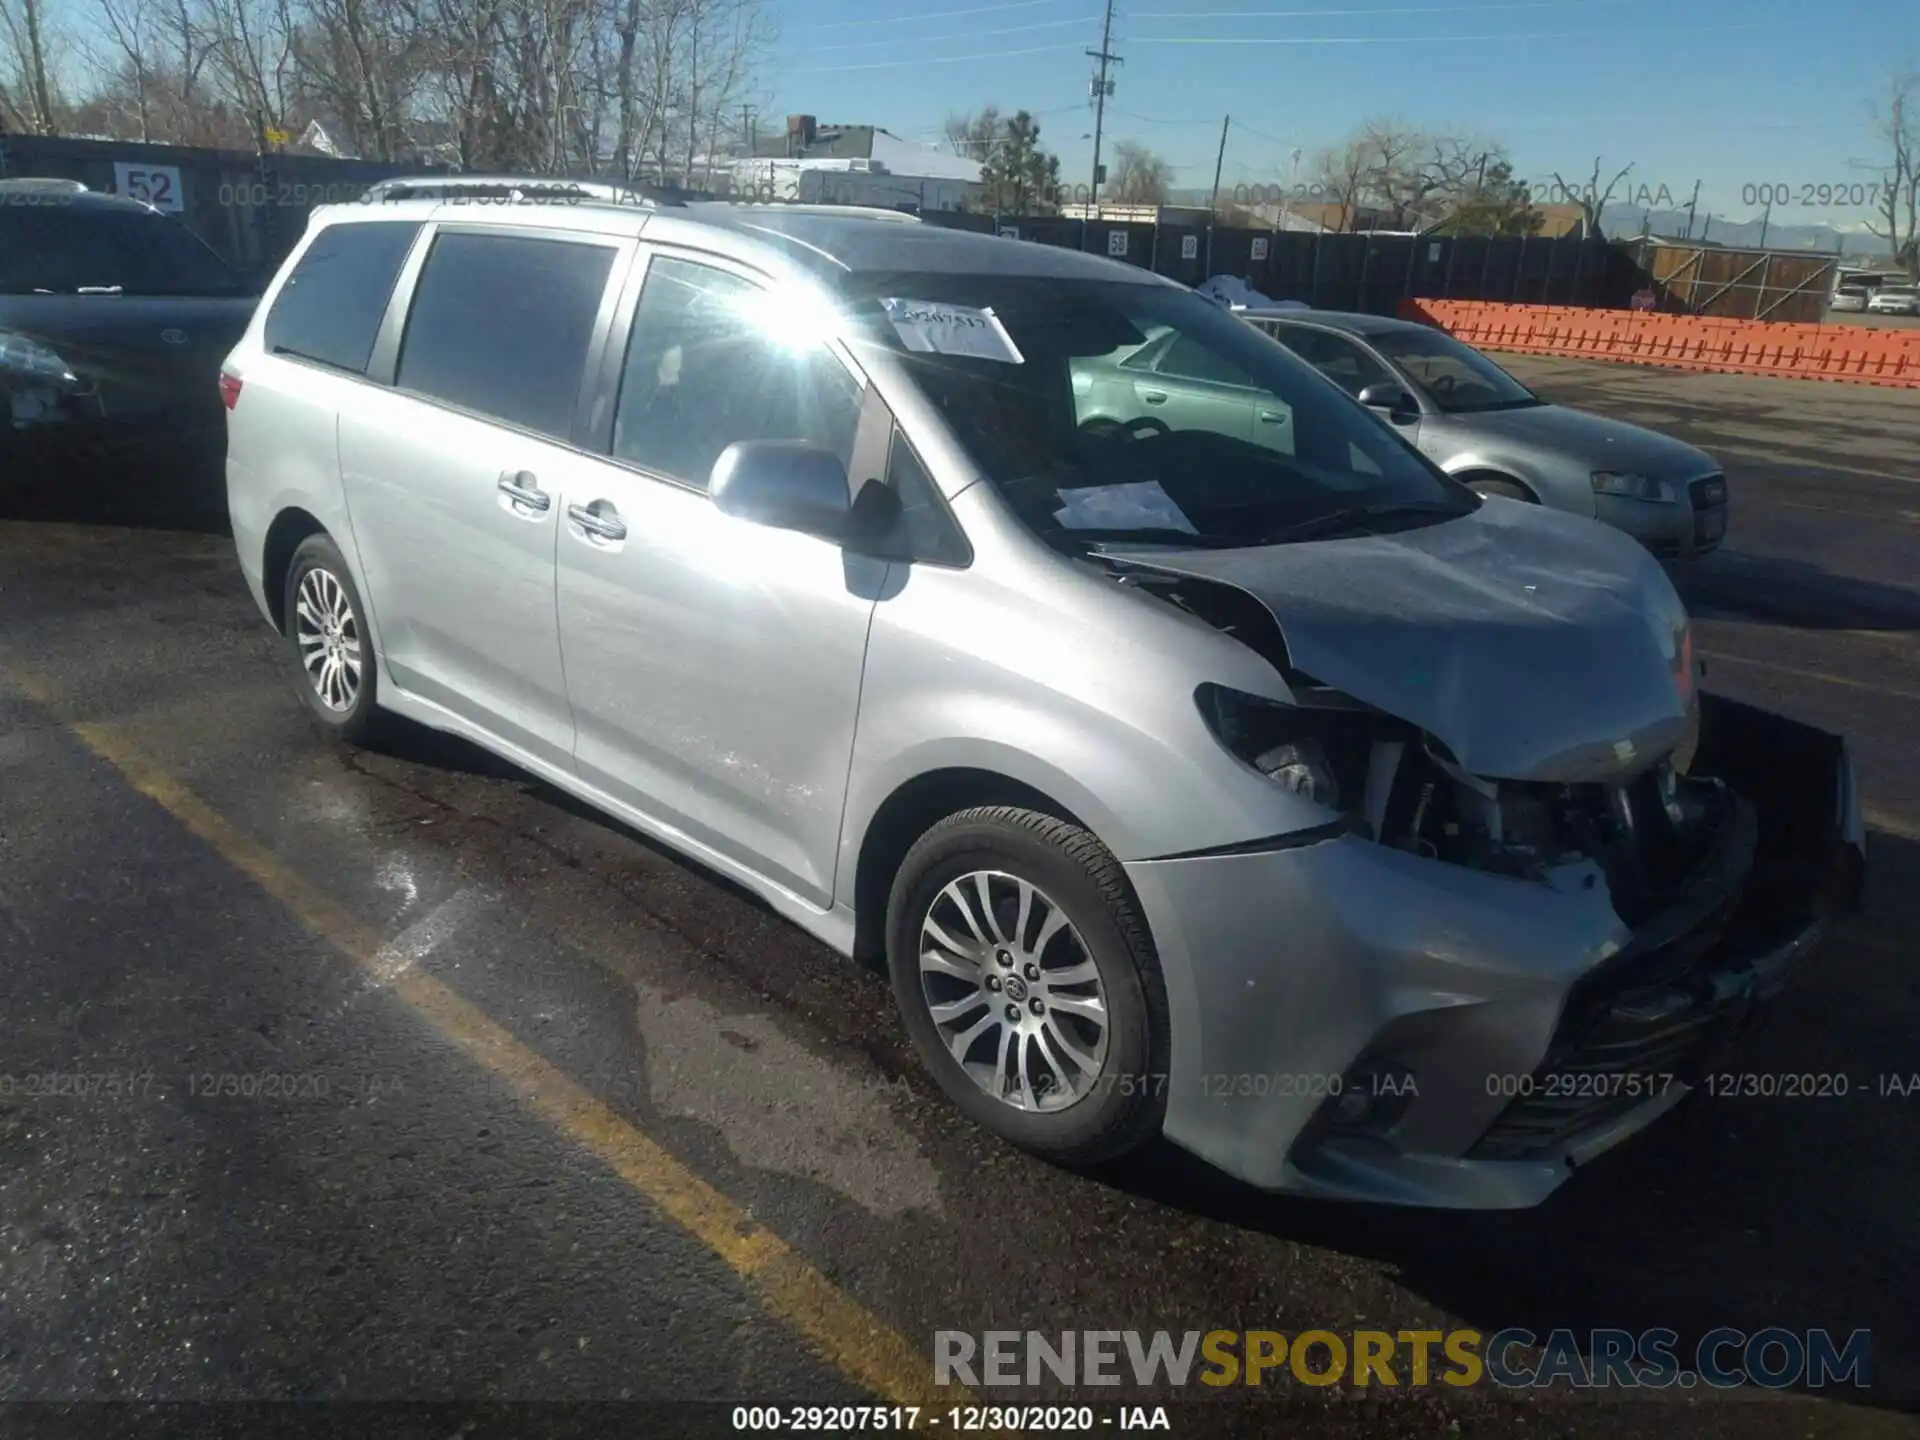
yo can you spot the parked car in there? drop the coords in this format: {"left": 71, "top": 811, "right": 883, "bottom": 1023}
{"left": 1237, "top": 308, "right": 1728, "bottom": 559}
{"left": 224, "top": 188, "right": 1864, "bottom": 1209}
{"left": 1866, "top": 284, "right": 1920, "bottom": 316}
{"left": 0, "top": 179, "right": 261, "bottom": 520}
{"left": 1829, "top": 286, "right": 1870, "bottom": 313}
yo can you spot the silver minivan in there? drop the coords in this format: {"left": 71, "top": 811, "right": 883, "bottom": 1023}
{"left": 224, "top": 187, "right": 1863, "bottom": 1209}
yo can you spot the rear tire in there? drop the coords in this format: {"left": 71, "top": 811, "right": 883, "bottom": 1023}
{"left": 886, "top": 806, "right": 1169, "bottom": 1166}
{"left": 283, "top": 533, "right": 382, "bottom": 746}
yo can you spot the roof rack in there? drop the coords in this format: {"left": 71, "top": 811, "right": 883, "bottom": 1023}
{"left": 0, "top": 177, "right": 90, "bottom": 193}
{"left": 361, "top": 175, "right": 681, "bottom": 207}
{"left": 702, "top": 201, "right": 922, "bottom": 224}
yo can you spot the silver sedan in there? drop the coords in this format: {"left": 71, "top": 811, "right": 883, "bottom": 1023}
{"left": 1241, "top": 309, "right": 1729, "bottom": 559}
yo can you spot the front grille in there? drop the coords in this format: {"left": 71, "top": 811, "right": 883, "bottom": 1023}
{"left": 1470, "top": 801, "right": 1759, "bottom": 1161}
{"left": 1689, "top": 474, "right": 1728, "bottom": 510}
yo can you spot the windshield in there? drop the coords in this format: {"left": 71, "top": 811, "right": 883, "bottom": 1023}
{"left": 1371, "top": 328, "right": 1540, "bottom": 414}
{"left": 841, "top": 273, "right": 1471, "bottom": 550}
{"left": 0, "top": 206, "right": 249, "bottom": 296}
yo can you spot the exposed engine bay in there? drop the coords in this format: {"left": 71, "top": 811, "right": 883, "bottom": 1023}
{"left": 1120, "top": 558, "right": 1738, "bottom": 923}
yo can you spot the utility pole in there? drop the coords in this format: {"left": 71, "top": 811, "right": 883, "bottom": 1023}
{"left": 1683, "top": 178, "right": 1700, "bottom": 241}
{"left": 1207, "top": 114, "right": 1230, "bottom": 214}
{"left": 1086, "top": 0, "right": 1121, "bottom": 213}
{"left": 741, "top": 106, "right": 757, "bottom": 156}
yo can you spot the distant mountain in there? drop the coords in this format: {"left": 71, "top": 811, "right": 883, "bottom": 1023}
{"left": 1599, "top": 204, "right": 1889, "bottom": 257}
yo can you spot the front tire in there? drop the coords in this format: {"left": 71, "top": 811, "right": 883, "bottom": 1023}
{"left": 886, "top": 806, "right": 1169, "bottom": 1166}
{"left": 283, "top": 533, "right": 381, "bottom": 745}
{"left": 1466, "top": 476, "right": 1536, "bottom": 502}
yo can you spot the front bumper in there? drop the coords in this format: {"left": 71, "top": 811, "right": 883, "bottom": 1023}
{"left": 1126, "top": 694, "right": 1863, "bottom": 1208}
{"left": 1596, "top": 473, "right": 1727, "bottom": 561}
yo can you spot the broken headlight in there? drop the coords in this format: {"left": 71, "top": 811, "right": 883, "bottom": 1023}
{"left": 1195, "top": 683, "right": 1407, "bottom": 831}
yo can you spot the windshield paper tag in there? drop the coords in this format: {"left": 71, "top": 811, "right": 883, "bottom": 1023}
{"left": 881, "top": 298, "right": 1024, "bottom": 364}
{"left": 1053, "top": 481, "right": 1196, "bottom": 534}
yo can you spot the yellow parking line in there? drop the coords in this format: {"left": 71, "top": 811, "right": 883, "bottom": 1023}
{"left": 1699, "top": 648, "right": 1920, "bottom": 704}
{"left": 10, "top": 669, "right": 959, "bottom": 1417}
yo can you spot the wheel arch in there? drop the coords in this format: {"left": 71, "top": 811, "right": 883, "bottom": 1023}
{"left": 261, "top": 506, "right": 331, "bottom": 634}
{"left": 850, "top": 766, "right": 1095, "bottom": 967}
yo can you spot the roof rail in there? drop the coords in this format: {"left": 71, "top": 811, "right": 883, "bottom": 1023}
{"left": 361, "top": 174, "right": 681, "bottom": 208}
{"left": 0, "top": 177, "right": 90, "bottom": 193}
{"left": 704, "top": 201, "right": 922, "bottom": 224}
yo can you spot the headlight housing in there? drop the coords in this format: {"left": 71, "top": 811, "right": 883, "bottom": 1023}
{"left": 1591, "top": 470, "right": 1676, "bottom": 503}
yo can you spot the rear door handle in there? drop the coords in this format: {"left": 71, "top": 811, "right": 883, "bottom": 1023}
{"left": 1140, "top": 389, "right": 1168, "bottom": 405}
{"left": 567, "top": 502, "right": 628, "bottom": 543}
{"left": 1258, "top": 409, "right": 1289, "bottom": 425}
{"left": 498, "top": 470, "right": 550, "bottom": 511}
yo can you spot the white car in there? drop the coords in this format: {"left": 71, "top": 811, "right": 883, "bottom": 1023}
{"left": 1866, "top": 285, "right": 1919, "bottom": 315}
{"left": 1829, "top": 287, "right": 1869, "bottom": 313}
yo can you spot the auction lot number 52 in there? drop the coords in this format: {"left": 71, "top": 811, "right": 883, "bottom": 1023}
{"left": 114, "top": 161, "right": 185, "bottom": 213}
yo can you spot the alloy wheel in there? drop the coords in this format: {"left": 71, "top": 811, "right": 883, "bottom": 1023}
{"left": 917, "top": 870, "right": 1110, "bottom": 1112}
{"left": 293, "top": 566, "right": 362, "bottom": 713}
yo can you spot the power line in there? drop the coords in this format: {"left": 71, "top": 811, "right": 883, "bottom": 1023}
{"left": 793, "top": 15, "right": 1097, "bottom": 53}
{"left": 788, "top": 42, "right": 1087, "bottom": 73}
{"left": 1130, "top": 22, "right": 1760, "bottom": 42}
{"left": 1106, "top": 105, "right": 1229, "bottom": 126}
{"left": 1129, "top": 1, "right": 1577, "bottom": 16}
{"left": 808, "top": 0, "right": 1066, "bottom": 31}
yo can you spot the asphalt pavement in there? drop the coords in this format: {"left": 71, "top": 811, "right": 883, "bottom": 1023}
{"left": 2, "top": 357, "right": 1917, "bottom": 1439}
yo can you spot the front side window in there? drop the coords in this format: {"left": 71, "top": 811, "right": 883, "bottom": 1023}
{"left": 265, "top": 220, "right": 421, "bottom": 375}
{"left": 612, "top": 255, "right": 862, "bottom": 489}
{"left": 396, "top": 231, "right": 616, "bottom": 440}
{"left": 0, "top": 206, "right": 247, "bottom": 296}
{"left": 1370, "top": 328, "right": 1540, "bottom": 414}
{"left": 1268, "top": 325, "right": 1397, "bottom": 399}
{"left": 840, "top": 272, "right": 1469, "bottom": 551}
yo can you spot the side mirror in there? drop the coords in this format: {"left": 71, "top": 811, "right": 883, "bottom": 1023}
{"left": 1357, "top": 381, "right": 1417, "bottom": 421}
{"left": 709, "top": 440, "right": 852, "bottom": 542}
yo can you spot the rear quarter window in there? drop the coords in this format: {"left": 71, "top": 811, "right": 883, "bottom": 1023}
{"left": 263, "top": 220, "right": 422, "bottom": 375}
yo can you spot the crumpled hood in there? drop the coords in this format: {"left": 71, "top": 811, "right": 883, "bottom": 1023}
{"left": 1111, "top": 498, "right": 1697, "bottom": 783}
{"left": 1429, "top": 402, "right": 1715, "bottom": 475}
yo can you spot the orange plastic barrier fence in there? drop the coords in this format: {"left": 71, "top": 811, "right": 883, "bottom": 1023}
{"left": 1398, "top": 300, "right": 1920, "bottom": 389}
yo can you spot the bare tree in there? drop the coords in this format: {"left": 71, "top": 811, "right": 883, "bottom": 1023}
{"left": 1310, "top": 134, "right": 1371, "bottom": 231}
{"left": 0, "top": 0, "right": 62, "bottom": 133}
{"left": 1861, "top": 69, "right": 1919, "bottom": 271}
{"left": 1551, "top": 155, "right": 1633, "bottom": 237}
{"left": 942, "top": 105, "right": 1002, "bottom": 161}
{"left": 1108, "top": 138, "right": 1170, "bottom": 205}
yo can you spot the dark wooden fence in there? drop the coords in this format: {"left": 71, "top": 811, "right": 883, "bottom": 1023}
{"left": 7, "top": 135, "right": 1812, "bottom": 321}
{"left": 0, "top": 134, "right": 438, "bottom": 274}
{"left": 923, "top": 211, "right": 1639, "bottom": 316}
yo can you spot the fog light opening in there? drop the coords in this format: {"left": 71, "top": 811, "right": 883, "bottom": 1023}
{"left": 1325, "top": 1060, "right": 1418, "bottom": 1136}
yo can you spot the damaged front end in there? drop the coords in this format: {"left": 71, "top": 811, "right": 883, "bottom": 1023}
{"left": 1106, "top": 507, "right": 1865, "bottom": 1200}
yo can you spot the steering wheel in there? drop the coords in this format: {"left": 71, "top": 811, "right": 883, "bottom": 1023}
{"left": 1430, "top": 373, "right": 1457, "bottom": 396}
{"left": 1081, "top": 414, "right": 1171, "bottom": 443}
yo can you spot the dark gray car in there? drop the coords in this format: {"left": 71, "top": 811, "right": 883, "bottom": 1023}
{"left": 1240, "top": 308, "right": 1729, "bottom": 560}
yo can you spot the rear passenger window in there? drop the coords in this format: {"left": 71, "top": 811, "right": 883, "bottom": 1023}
{"left": 612, "top": 256, "right": 862, "bottom": 488}
{"left": 397, "top": 231, "right": 615, "bottom": 440}
{"left": 264, "top": 221, "right": 420, "bottom": 374}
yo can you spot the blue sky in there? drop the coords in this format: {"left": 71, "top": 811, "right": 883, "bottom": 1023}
{"left": 772, "top": 0, "right": 1914, "bottom": 228}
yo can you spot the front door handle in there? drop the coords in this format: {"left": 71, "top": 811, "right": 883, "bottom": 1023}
{"left": 1140, "top": 389, "right": 1168, "bottom": 405}
{"left": 1257, "top": 409, "right": 1289, "bottom": 425}
{"left": 567, "top": 502, "right": 628, "bottom": 543}
{"left": 498, "top": 470, "right": 550, "bottom": 511}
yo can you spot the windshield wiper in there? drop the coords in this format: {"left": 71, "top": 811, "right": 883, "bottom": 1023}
{"left": 76, "top": 285, "right": 125, "bottom": 295}
{"left": 1262, "top": 499, "right": 1467, "bottom": 544}
{"left": 1071, "top": 528, "right": 1246, "bottom": 550}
